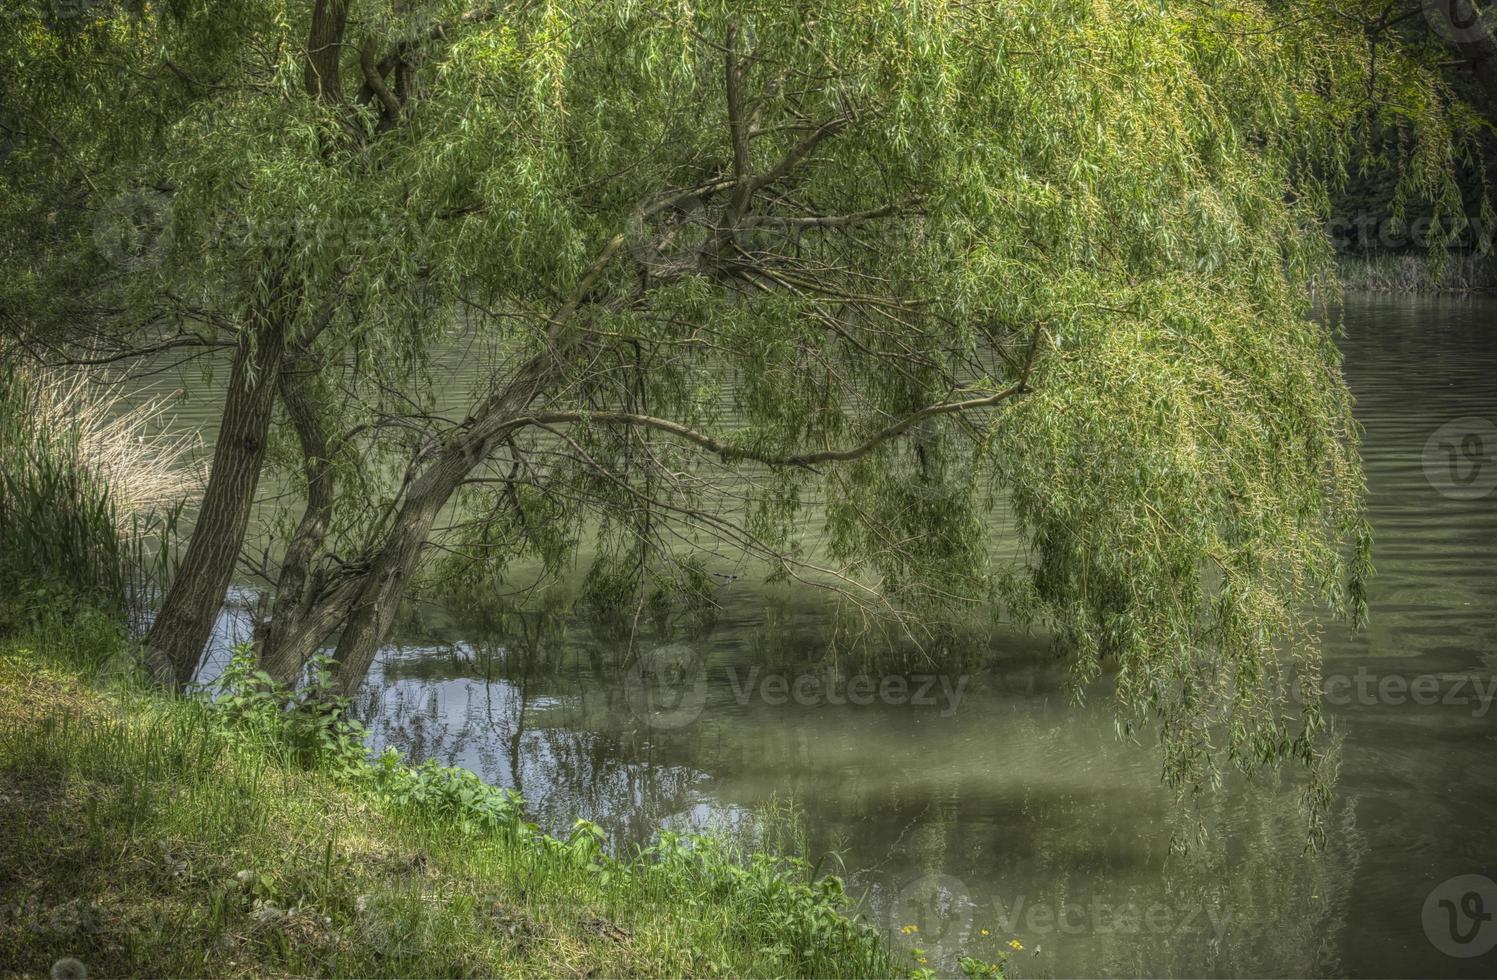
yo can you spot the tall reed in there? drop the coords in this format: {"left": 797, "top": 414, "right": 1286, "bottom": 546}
{"left": 0, "top": 353, "right": 201, "bottom": 628}
{"left": 1337, "top": 251, "right": 1497, "bottom": 292}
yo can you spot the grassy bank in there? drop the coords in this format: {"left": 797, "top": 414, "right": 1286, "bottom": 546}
{"left": 0, "top": 592, "right": 953, "bottom": 979}
{"left": 1336, "top": 252, "right": 1497, "bottom": 293}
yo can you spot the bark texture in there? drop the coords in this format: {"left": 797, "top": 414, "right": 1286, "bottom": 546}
{"left": 144, "top": 322, "right": 285, "bottom": 687}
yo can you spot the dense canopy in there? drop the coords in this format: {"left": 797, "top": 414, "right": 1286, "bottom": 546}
{"left": 3, "top": 0, "right": 1491, "bottom": 813}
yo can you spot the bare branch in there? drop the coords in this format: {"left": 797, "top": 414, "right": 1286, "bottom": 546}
{"left": 504, "top": 323, "right": 1042, "bottom": 468}
{"left": 738, "top": 201, "right": 909, "bottom": 229}
{"left": 748, "top": 115, "right": 849, "bottom": 195}
{"left": 360, "top": 37, "right": 402, "bottom": 127}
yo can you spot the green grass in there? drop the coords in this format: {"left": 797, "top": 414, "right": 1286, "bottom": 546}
{"left": 0, "top": 593, "right": 938, "bottom": 979}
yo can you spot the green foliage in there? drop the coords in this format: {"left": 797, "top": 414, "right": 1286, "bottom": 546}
{"left": 209, "top": 642, "right": 527, "bottom": 825}
{"left": 201, "top": 642, "right": 907, "bottom": 974}
{"left": 959, "top": 954, "right": 1008, "bottom": 979}
{"left": 364, "top": 748, "right": 527, "bottom": 834}
{"left": 208, "top": 645, "right": 370, "bottom": 776}
{"left": 637, "top": 832, "right": 893, "bottom": 976}
{"left": 0, "top": 579, "right": 131, "bottom": 677}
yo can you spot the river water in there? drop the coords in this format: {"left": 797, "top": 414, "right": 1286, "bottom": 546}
{"left": 169, "top": 295, "right": 1496, "bottom": 977}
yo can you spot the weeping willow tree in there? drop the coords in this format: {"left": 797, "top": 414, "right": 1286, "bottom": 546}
{"left": 1, "top": 0, "right": 1488, "bottom": 808}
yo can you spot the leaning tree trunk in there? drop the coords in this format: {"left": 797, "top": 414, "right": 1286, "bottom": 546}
{"left": 138, "top": 0, "right": 351, "bottom": 690}
{"left": 327, "top": 451, "right": 469, "bottom": 695}
{"left": 253, "top": 359, "right": 386, "bottom": 689}
{"left": 327, "top": 351, "right": 563, "bottom": 695}
{"left": 144, "top": 322, "right": 285, "bottom": 687}
{"left": 323, "top": 238, "right": 631, "bottom": 694}
{"left": 257, "top": 354, "right": 336, "bottom": 686}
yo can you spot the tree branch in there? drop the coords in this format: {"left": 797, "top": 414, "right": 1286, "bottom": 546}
{"left": 360, "top": 36, "right": 403, "bottom": 128}
{"left": 725, "top": 23, "right": 754, "bottom": 219}
{"left": 504, "top": 323, "right": 1043, "bottom": 468}
{"left": 738, "top": 201, "right": 909, "bottom": 229}
{"left": 748, "top": 115, "right": 849, "bottom": 196}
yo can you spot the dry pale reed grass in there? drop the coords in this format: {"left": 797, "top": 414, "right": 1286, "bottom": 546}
{"left": 5, "top": 360, "right": 205, "bottom": 530}
{"left": 1, "top": 346, "right": 205, "bottom": 607}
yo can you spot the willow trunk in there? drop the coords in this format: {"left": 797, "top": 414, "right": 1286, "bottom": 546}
{"left": 144, "top": 324, "right": 285, "bottom": 687}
